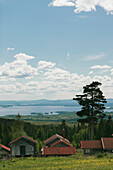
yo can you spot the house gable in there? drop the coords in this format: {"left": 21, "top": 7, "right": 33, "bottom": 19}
{"left": 44, "top": 134, "right": 70, "bottom": 146}
{"left": 51, "top": 139, "right": 72, "bottom": 147}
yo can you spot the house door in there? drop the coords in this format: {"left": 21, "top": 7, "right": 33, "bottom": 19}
{"left": 20, "top": 146, "right": 26, "bottom": 156}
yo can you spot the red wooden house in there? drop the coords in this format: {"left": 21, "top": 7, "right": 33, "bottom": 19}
{"left": 81, "top": 138, "right": 113, "bottom": 155}
{"left": 42, "top": 134, "right": 76, "bottom": 156}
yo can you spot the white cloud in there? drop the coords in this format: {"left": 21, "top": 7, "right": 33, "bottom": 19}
{"left": 49, "top": 0, "right": 113, "bottom": 15}
{"left": 89, "top": 71, "right": 93, "bottom": 75}
{"left": 0, "top": 52, "right": 113, "bottom": 99}
{"left": 84, "top": 53, "right": 105, "bottom": 61}
{"left": 0, "top": 53, "right": 38, "bottom": 79}
{"left": 7, "top": 47, "right": 14, "bottom": 51}
{"left": 38, "top": 61, "right": 56, "bottom": 70}
{"left": 91, "top": 65, "right": 111, "bottom": 69}
{"left": 48, "top": 0, "right": 75, "bottom": 7}
{"left": 14, "top": 53, "right": 35, "bottom": 61}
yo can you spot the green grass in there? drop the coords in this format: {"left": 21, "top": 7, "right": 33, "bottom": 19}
{"left": 0, "top": 154, "right": 113, "bottom": 170}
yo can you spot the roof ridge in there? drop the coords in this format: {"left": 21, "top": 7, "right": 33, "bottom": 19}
{"left": 9, "top": 135, "right": 37, "bottom": 145}
{"left": 44, "top": 134, "right": 70, "bottom": 145}
{"left": 50, "top": 139, "right": 72, "bottom": 147}
{"left": 0, "top": 144, "right": 10, "bottom": 151}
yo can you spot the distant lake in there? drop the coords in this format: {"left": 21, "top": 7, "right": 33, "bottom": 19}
{"left": 0, "top": 105, "right": 112, "bottom": 117}
{"left": 0, "top": 106, "right": 80, "bottom": 116}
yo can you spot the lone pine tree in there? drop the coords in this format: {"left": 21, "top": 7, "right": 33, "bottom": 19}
{"left": 73, "top": 81, "right": 107, "bottom": 140}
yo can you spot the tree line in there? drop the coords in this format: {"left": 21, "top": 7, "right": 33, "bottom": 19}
{"left": 0, "top": 116, "right": 113, "bottom": 150}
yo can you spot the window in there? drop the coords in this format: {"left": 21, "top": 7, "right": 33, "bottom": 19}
{"left": 85, "top": 149, "right": 90, "bottom": 153}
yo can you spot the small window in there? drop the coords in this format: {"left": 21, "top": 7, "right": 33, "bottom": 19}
{"left": 85, "top": 149, "right": 90, "bottom": 153}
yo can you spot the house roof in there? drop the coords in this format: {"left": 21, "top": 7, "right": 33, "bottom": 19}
{"left": 50, "top": 139, "right": 72, "bottom": 147}
{"left": 101, "top": 138, "right": 113, "bottom": 149}
{"left": 0, "top": 144, "right": 10, "bottom": 152}
{"left": 44, "top": 134, "right": 70, "bottom": 145}
{"left": 42, "top": 146, "right": 76, "bottom": 155}
{"left": 81, "top": 140, "right": 102, "bottom": 149}
{"left": 9, "top": 135, "right": 37, "bottom": 145}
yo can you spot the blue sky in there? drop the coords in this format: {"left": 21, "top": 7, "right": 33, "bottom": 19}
{"left": 0, "top": 0, "right": 113, "bottom": 100}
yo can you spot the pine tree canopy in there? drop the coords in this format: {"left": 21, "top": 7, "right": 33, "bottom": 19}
{"left": 73, "top": 81, "right": 107, "bottom": 125}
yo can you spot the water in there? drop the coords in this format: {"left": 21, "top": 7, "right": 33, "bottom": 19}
{"left": 0, "top": 105, "right": 112, "bottom": 117}
{"left": 0, "top": 106, "right": 80, "bottom": 116}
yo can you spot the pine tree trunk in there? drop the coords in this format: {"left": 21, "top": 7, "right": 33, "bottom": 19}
{"left": 91, "top": 92, "right": 94, "bottom": 140}
{"left": 88, "top": 123, "right": 91, "bottom": 140}
{"left": 90, "top": 122, "right": 93, "bottom": 140}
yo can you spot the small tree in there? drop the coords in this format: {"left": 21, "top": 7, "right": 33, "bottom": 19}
{"left": 16, "top": 113, "right": 21, "bottom": 120}
{"left": 73, "top": 81, "right": 107, "bottom": 140}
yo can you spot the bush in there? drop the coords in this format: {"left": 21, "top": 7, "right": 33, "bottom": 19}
{"left": 96, "top": 153, "right": 104, "bottom": 158}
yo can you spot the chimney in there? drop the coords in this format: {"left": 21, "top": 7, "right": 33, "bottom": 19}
{"left": 63, "top": 128, "right": 65, "bottom": 139}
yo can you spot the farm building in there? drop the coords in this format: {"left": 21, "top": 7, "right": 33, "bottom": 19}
{"left": 9, "top": 136, "right": 37, "bottom": 157}
{"left": 42, "top": 134, "right": 76, "bottom": 156}
{"left": 0, "top": 144, "right": 10, "bottom": 158}
{"left": 81, "top": 138, "right": 113, "bottom": 155}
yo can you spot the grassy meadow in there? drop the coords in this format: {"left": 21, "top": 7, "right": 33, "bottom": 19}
{"left": 0, "top": 153, "right": 113, "bottom": 170}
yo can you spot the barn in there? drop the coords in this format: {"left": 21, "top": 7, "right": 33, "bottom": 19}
{"left": 42, "top": 134, "right": 76, "bottom": 156}
{"left": 9, "top": 136, "right": 37, "bottom": 157}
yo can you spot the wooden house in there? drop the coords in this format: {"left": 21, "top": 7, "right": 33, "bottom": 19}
{"left": 9, "top": 136, "right": 37, "bottom": 157}
{"left": 0, "top": 144, "right": 10, "bottom": 158}
{"left": 81, "top": 138, "right": 113, "bottom": 155}
{"left": 81, "top": 140, "right": 103, "bottom": 155}
{"left": 42, "top": 134, "right": 76, "bottom": 156}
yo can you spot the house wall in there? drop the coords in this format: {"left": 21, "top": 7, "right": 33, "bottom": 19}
{"left": 83, "top": 149, "right": 103, "bottom": 155}
{"left": 10, "top": 139, "right": 35, "bottom": 157}
{"left": 2, "top": 149, "right": 9, "bottom": 156}
{"left": 104, "top": 150, "right": 113, "bottom": 153}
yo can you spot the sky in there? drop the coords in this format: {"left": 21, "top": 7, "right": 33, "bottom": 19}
{"left": 0, "top": 0, "right": 113, "bottom": 100}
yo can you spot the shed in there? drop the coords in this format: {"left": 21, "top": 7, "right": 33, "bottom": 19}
{"left": 0, "top": 144, "right": 10, "bottom": 158}
{"left": 9, "top": 136, "right": 37, "bottom": 157}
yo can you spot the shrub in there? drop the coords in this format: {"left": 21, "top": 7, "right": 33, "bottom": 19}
{"left": 96, "top": 153, "right": 104, "bottom": 158}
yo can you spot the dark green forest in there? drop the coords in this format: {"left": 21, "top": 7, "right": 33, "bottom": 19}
{"left": 0, "top": 116, "right": 113, "bottom": 151}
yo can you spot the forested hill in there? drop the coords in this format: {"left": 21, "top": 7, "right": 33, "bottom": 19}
{"left": 0, "top": 99, "right": 113, "bottom": 107}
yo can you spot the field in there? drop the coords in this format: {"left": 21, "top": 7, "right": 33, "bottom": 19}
{"left": 0, "top": 154, "right": 113, "bottom": 170}
{"left": 2, "top": 110, "right": 113, "bottom": 125}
